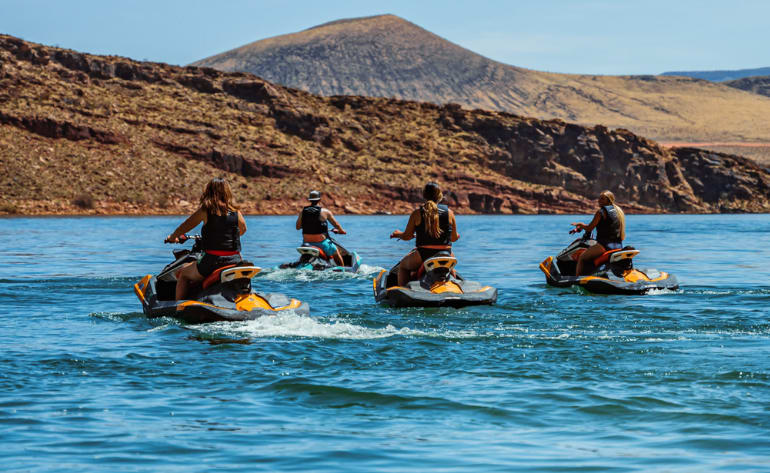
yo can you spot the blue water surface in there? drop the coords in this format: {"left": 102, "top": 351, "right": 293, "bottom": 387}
{"left": 1, "top": 214, "right": 768, "bottom": 472}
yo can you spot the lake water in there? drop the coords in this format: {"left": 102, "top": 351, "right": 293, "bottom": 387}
{"left": 1, "top": 214, "right": 769, "bottom": 472}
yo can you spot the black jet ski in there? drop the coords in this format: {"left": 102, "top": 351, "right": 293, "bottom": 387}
{"left": 539, "top": 233, "right": 679, "bottom": 294}
{"left": 279, "top": 236, "right": 361, "bottom": 272}
{"left": 374, "top": 252, "right": 497, "bottom": 307}
{"left": 134, "top": 235, "right": 309, "bottom": 324}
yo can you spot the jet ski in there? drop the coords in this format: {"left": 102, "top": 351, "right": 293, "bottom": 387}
{"left": 373, "top": 252, "right": 497, "bottom": 307}
{"left": 539, "top": 233, "right": 679, "bottom": 294}
{"left": 279, "top": 236, "right": 361, "bottom": 272}
{"left": 134, "top": 235, "right": 309, "bottom": 324}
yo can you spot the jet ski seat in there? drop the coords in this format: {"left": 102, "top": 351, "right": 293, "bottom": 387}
{"left": 202, "top": 265, "right": 262, "bottom": 290}
{"left": 421, "top": 255, "right": 457, "bottom": 280}
{"left": 297, "top": 245, "right": 328, "bottom": 260}
{"left": 593, "top": 249, "right": 639, "bottom": 267}
{"left": 410, "top": 252, "right": 454, "bottom": 280}
{"left": 423, "top": 255, "right": 457, "bottom": 273}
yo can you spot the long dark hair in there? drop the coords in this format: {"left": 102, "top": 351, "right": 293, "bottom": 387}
{"left": 199, "top": 178, "right": 236, "bottom": 216}
{"left": 422, "top": 182, "right": 443, "bottom": 239}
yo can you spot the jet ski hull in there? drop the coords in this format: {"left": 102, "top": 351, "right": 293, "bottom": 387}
{"left": 540, "top": 256, "right": 679, "bottom": 295}
{"left": 280, "top": 251, "right": 361, "bottom": 273}
{"left": 280, "top": 237, "right": 362, "bottom": 273}
{"left": 135, "top": 274, "right": 309, "bottom": 324}
{"left": 373, "top": 268, "right": 497, "bottom": 308}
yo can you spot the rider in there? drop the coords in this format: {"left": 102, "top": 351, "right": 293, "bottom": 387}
{"left": 165, "top": 178, "right": 247, "bottom": 300}
{"left": 390, "top": 182, "right": 459, "bottom": 286}
{"left": 295, "top": 190, "right": 346, "bottom": 266}
{"left": 570, "top": 190, "right": 626, "bottom": 276}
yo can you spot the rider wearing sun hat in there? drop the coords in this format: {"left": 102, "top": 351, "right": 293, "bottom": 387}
{"left": 295, "top": 190, "right": 346, "bottom": 265}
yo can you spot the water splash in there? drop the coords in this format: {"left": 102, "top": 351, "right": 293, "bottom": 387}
{"left": 193, "top": 311, "right": 478, "bottom": 340}
{"left": 258, "top": 263, "right": 384, "bottom": 282}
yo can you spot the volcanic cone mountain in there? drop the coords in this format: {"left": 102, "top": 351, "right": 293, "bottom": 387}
{"left": 193, "top": 15, "right": 770, "bottom": 146}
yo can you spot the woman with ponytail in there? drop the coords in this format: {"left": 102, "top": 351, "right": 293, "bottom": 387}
{"left": 390, "top": 182, "right": 459, "bottom": 286}
{"left": 165, "top": 178, "right": 247, "bottom": 300}
{"left": 570, "top": 190, "right": 626, "bottom": 276}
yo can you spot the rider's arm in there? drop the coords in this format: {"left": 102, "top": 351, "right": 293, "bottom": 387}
{"left": 572, "top": 210, "right": 602, "bottom": 233}
{"left": 237, "top": 211, "right": 247, "bottom": 235}
{"left": 166, "top": 207, "right": 205, "bottom": 242}
{"left": 295, "top": 212, "right": 302, "bottom": 230}
{"left": 448, "top": 210, "right": 460, "bottom": 242}
{"left": 325, "top": 210, "right": 346, "bottom": 234}
{"left": 390, "top": 210, "right": 419, "bottom": 240}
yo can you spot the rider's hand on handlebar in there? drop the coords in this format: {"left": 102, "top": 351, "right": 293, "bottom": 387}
{"left": 165, "top": 234, "right": 187, "bottom": 244}
{"left": 569, "top": 222, "right": 584, "bottom": 234}
{"left": 390, "top": 230, "right": 402, "bottom": 239}
{"left": 332, "top": 228, "right": 346, "bottom": 235}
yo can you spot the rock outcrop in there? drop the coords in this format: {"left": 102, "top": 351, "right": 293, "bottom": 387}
{"left": 724, "top": 76, "right": 770, "bottom": 98}
{"left": 1, "top": 34, "right": 769, "bottom": 215}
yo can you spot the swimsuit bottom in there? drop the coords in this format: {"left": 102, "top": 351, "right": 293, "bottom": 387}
{"left": 307, "top": 238, "right": 338, "bottom": 260}
{"left": 197, "top": 252, "right": 242, "bottom": 277}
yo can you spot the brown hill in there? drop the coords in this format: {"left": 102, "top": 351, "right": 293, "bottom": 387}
{"left": 1, "top": 34, "right": 769, "bottom": 216}
{"left": 192, "top": 14, "right": 770, "bottom": 148}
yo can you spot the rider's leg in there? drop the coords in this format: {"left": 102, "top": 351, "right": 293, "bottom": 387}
{"left": 397, "top": 250, "right": 422, "bottom": 286}
{"left": 576, "top": 243, "right": 606, "bottom": 276}
{"left": 332, "top": 248, "right": 344, "bottom": 266}
{"left": 176, "top": 261, "right": 204, "bottom": 300}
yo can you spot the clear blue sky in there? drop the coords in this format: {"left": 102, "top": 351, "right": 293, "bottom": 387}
{"left": 2, "top": 0, "right": 768, "bottom": 75}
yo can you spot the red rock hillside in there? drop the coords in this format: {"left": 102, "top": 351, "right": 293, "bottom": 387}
{"left": 0, "top": 34, "right": 769, "bottom": 215}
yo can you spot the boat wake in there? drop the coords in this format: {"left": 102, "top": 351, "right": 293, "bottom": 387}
{"left": 192, "top": 311, "right": 478, "bottom": 340}
{"left": 258, "top": 264, "right": 384, "bottom": 282}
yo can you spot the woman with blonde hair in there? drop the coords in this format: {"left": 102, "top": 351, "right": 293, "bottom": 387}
{"left": 571, "top": 190, "right": 626, "bottom": 276}
{"left": 390, "top": 182, "right": 459, "bottom": 286}
{"left": 165, "top": 178, "right": 247, "bottom": 300}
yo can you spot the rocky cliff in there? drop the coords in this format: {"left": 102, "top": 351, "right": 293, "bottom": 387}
{"left": 1, "top": 34, "right": 769, "bottom": 215}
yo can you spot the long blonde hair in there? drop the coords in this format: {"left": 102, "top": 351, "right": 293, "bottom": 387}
{"left": 199, "top": 178, "right": 237, "bottom": 216}
{"left": 601, "top": 190, "right": 625, "bottom": 240}
{"left": 422, "top": 182, "right": 443, "bottom": 239}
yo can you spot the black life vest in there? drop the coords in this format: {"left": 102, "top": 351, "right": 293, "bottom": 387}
{"left": 301, "top": 205, "right": 328, "bottom": 235}
{"left": 596, "top": 205, "right": 622, "bottom": 246}
{"left": 416, "top": 204, "right": 451, "bottom": 247}
{"left": 201, "top": 210, "right": 241, "bottom": 252}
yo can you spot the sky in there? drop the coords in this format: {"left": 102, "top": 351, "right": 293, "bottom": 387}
{"left": 1, "top": 0, "right": 768, "bottom": 75}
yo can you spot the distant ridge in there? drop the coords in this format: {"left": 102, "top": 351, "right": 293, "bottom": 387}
{"left": 191, "top": 15, "right": 770, "bottom": 146}
{"left": 662, "top": 67, "right": 770, "bottom": 82}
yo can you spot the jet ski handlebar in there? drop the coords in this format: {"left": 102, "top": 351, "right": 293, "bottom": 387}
{"left": 568, "top": 228, "right": 593, "bottom": 241}
{"left": 164, "top": 234, "right": 201, "bottom": 244}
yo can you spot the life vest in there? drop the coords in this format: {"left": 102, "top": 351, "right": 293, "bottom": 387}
{"left": 415, "top": 204, "right": 451, "bottom": 247}
{"left": 596, "top": 205, "right": 622, "bottom": 246}
{"left": 301, "top": 205, "right": 328, "bottom": 235}
{"left": 201, "top": 210, "right": 241, "bottom": 253}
